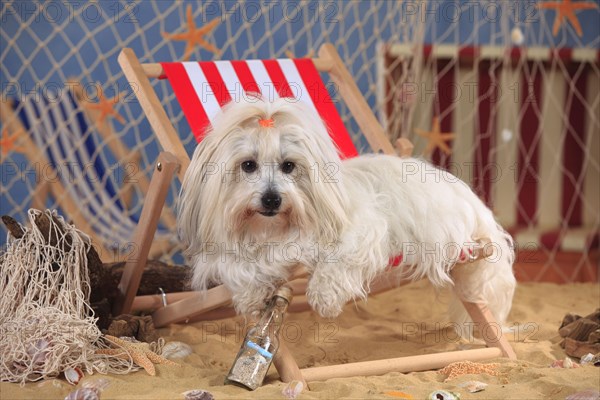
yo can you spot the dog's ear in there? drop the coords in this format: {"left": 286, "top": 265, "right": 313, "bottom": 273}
{"left": 177, "top": 135, "right": 222, "bottom": 254}
{"left": 300, "top": 125, "right": 350, "bottom": 244}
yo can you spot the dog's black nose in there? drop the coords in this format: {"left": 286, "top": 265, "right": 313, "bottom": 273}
{"left": 261, "top": 191, "right": 282, "bottom": 210}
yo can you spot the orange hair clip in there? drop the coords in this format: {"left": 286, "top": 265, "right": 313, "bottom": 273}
{"left": 258, "top": 118, "right": 274, "bottom": 128}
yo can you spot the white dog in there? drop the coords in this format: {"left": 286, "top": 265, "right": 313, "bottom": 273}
{"left": 178, "top": 96, "right": 516, "bottom": 335}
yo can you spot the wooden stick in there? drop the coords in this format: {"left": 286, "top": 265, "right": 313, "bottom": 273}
{"left": 273, "top": 342, "right": 307, "bottom": 386}
{"left": 150, "top": 267, "right": 308, "bottom": 326}
{"left": 139, "top": 267, "right": 406, "bottom": 321}
{"left": 140, "top": 57, "right": 334, "bottom": 79}
{"left": 461, "top": 301, "right": 517, "bottom": 360}
{"left": 318, "top": 43, "right": 396, "bottom": 155}
{"left": 300, "top": 347, "right": 503, "bottom": 382}
{"left": 395, "top": 138, "right": 414, "bottom": 158}
{"left": 112, "top": 152, "right": 180, "bottom": 316}
{"left": 118, "top": 48, "right": 190, "bottom": 180}
{"left": 152, "top": 284, "right": 233, "bottom": 327}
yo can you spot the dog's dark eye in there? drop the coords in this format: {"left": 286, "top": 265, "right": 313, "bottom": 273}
{"left": 281, "top": 161, "right": 295, "bottom": 174}
{"left": 241, "top": 160, "right": 258, "bottom": 173}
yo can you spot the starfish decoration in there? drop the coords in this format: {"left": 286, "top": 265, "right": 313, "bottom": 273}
{"left": 96, "top": 335, "right": 179, "bottom": 376}
{"left": 162, "top": 5, "right": 221, "bottom": 60}
{"left": 0, "top": 126, "right": 26, "bottom": 161}
{"left": 82, "top": 86, "right": 126, "bottom": 129}
{"left": 415, "top": 117, "right": 456, "bottom": 156}
{"left": 537, "top": 0, "right": 598, "bottom": 37}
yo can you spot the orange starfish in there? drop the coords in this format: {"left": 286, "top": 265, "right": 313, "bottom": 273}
{"left": 415, "top": 116, "right": 455, "bottom": 156}
{"left": 0, "top": 126, "right": 26, "bottom": 160}
{"left": 97, "top": 335, "right": 179, "bottom": 376}
{"left": 162, "top": 5, "right": 220, "bottom": 60}
{"left": 537, "top": 0, "right": 598, "bottom": 37}
{"left": 82, "top": 86, "right": 126, "bottom": 128}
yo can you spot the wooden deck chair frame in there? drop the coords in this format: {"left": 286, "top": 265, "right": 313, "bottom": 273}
{"left": 117, "top": 43, "right": 516, "bottom": 386}
{"left": 0, "top": 88, "right": 177, "bottom": 263}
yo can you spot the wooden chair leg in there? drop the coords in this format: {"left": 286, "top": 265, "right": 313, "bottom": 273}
{"left": 112, "top": 152, "right": 180, "bottom": 316}
{"left": 273, "top": 342, "right": 306, "bottom": 387}
{"left": 395, "top": 138, "right": 414, "bottom": 158}
{"left": 461, "top": 301, "right": 517, "bottom": 360}
{"left": 150, "top": 266, "right": 308, "bottom": 327}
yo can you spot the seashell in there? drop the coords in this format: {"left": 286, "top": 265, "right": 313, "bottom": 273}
{"left": 64, "top": 388, "right": 100, "bottom": 400}
{"left": 64, "top": 379, "right": 109, "bottom": 400}
{"left": 27, "top": 339, "right": 51, "bottom": 370}
{"left": 580, "top": 353, "right": 595, "bottom": 365}
{"left": 550, "top": 357, "right": 580, "bottom": 369}
{"left": 64, "top": 367, "right": 84, "bottom": 385}
{"left": 282, "top": 380, "right": 304, "bottom": 399}
{"left": 565, "top": 389, "right": 600, "bottom": 400}
{"left": 564, "top": 357, "right": 574, "bottom": 368}
{"left": 457, "top": 380, "right": 488, "bottom": 393}
{"left": 428, "top": 390, "right": 460, "bottom": 400}
{"left": 182, "top": 389, "right": 214, "bottom": 400}
{"left": 162, "top": 341, "right": 193, "bottom": 360}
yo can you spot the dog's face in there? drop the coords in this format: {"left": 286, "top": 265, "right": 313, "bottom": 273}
{"left": 178, "top": 97, "right": 350, "bottom": 254}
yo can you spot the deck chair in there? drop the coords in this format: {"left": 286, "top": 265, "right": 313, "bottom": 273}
{"left": 0, "top": 89, "right": 177, "bottom": 262}
{"left": 117, "top": 43, "right": 516, "bottom": 385}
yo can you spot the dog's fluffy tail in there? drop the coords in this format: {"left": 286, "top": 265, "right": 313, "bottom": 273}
{"left": 449, "top": 225, "right": 516, "bottom": 340}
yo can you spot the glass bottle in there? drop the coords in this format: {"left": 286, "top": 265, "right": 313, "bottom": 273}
{"left": 225, "top": 286, "right": 293, "bottom": 390}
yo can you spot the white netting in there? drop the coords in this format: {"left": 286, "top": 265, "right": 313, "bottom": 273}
{"left": 0, "top": 209, "right": 133, "bottom": 384}
{"left": 0, "top": 1, "right": 598, "bottom": 279}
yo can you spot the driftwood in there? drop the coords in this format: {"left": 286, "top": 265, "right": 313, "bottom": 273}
{"left": 105, "top": 314, "right": 159, "bottom": 343}
{"left": 559, "top": 309, "right": 600, "bottom": 359}
{"left": 104, "top": 260, "right": 189, "bottom": 296}
{"left": 1, "top": 215, "right": 25, "bottom": 238}
{"left": 91, "top": 260, "right": 189, "bottom": 329}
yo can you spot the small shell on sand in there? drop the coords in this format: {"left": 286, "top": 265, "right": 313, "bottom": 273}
{"left": 565, "top": 389, "right": 600, "bottom": 400}
{"left": 162, "top": 342, "right": 193, "bottom": 360}
{"left": 64, "top": 379, "right": 109, "bottom": 400}
{"left": 457, "top": 380, "right": 488, "bottom": 393}
{"left": 551, "top": 357, "right": 580, "bottom": 369}
{"left": 182, "top": 389, "right": 214, "bottom": 400}
{"left": 428, "top": 390, "right": 460, "bottom": 400}
{"left": 64, "top": 367, "right": 84, "bottom": 385}
{"left": 282, "top": 380, "right": 304, "bottom": 399}
{"left": 580, "top": 353, "right": 595, "bottom": 365}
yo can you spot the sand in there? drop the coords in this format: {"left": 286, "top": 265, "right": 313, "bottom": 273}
{"left": 2, "top": 281, "right": 599, "bottom": 400}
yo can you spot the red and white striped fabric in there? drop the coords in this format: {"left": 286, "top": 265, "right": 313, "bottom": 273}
{"left": 385, "top": 44, "right": 600, "bottom": 252}
{"left": 159, "top": 58, "right": 358, "bottom": 159}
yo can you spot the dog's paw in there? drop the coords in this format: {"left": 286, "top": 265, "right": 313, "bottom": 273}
{"left": 232, "top": 286, "right": 272, "bottom": 316}
{"left": 307, "top": 286, "right": 344, "bottom": 319}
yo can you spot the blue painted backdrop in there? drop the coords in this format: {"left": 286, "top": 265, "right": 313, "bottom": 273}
{"left": 1, "top": 0, "right": 599, "bottom": 248}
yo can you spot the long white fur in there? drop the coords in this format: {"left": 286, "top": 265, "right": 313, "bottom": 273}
{"left": 178, "top": 96, "right": 516, "bottom": 334}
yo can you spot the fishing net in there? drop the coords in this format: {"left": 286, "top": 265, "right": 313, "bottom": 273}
{"left": 0, "top": 209, "right": 133, "bottom": 384}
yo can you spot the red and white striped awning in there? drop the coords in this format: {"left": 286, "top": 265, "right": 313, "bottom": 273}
{"left": 160, "top": 58, "right": 358, "bottom": 158}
